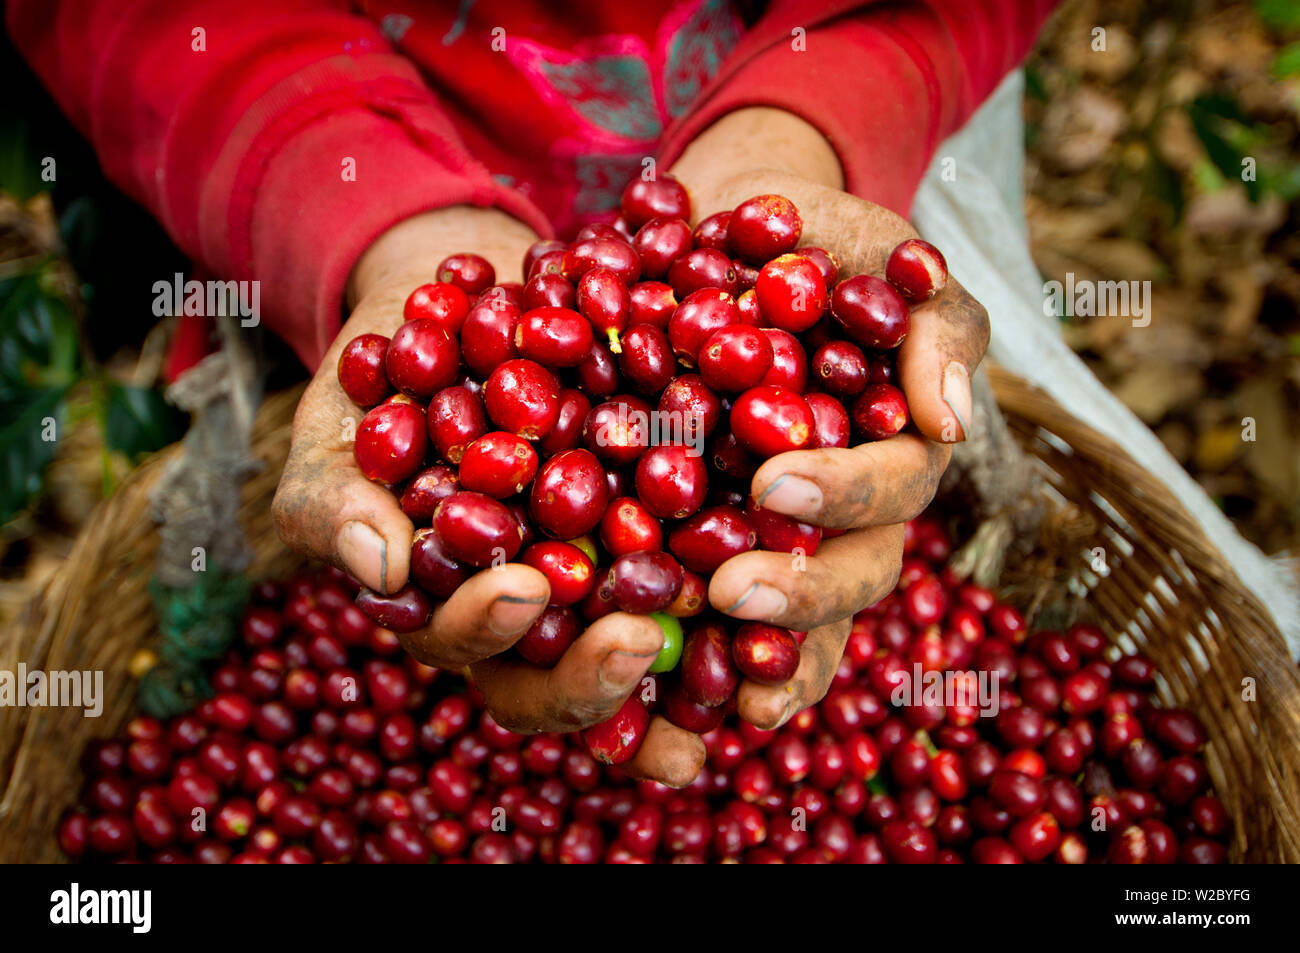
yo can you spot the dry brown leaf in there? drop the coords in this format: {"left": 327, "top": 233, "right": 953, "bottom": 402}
{"left": 1056, "top": 0, "right": 1106, "bottom": 75}
{"left": 1079, "top": 23, "right": 1138, "bottom": 82}
{"left": 1156, "top": 419, "right": 1195, "bottom": 462}
{"left": 1190, "top": 9, "right": 1274, "bottom": 78}
{"left": 1110, "top": 301, "right": 1215, "bottom": 371}
{"left": 1027, "top": 199, "right": 1130, "bottom": 248}
{"left": 1038, "top": 86, "right": 1128, "bottom": 172}
{"left": 1185, "top": 187, "right": 1288, "bottom": 237}
{"left": 1213, "top": 263, "right": 1268, "bottom": 338}
{"left": 1110, "top": 363, "right": 1204, "bottom": 423}
{"left": 1068, "top": 238, "right": 1168, "bottom": 281}
{"left": 1027, "top": 248, "right": 1101, "bottom": 292}
{"left": 1194, "top": 423, "right": 1246, "bottom": 473}
{"left": 1068, "top": 310, "right": 1134, "bottom": 354}
{"left": 1165, "top": 67, "right": 1206, "bottom": 108}
{"left": 1154, "top": 108, "right": 1204, "bottom": 172}
{"left": 1237, "top": 374, "right": 1298, "bottom": 500}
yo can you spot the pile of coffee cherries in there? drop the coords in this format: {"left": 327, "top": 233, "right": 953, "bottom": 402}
{"left": 59, "top": 514, "right": 1229, "bottom": 863}
{"left": 336, "top": 181, "right": 945, "bottom": 764}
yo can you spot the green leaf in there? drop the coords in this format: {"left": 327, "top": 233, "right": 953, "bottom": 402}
{"left": 1186, "top": 96, "right": 1261, "bottom": 202}
{"left": 1024, "top": 64, "right": 1049, "bottom": 102}
{"left": 1274, "top": 42, "right": 1300, "bottom": 76}
{"left": 0, "top": 117, "right": 46, "bottom": 201}
{"left": 0, "top": 272, "right": 83, "bottom": 522}
{"left": 1192, "top": 158, "right": 1226, "bottom": 193}
{"left": 1188, "top": 92, "right": 1253, "bottom": 125}
{"left": 0, "top": 272, "right": 80, "bottom": 396}
{"left": 1255, "top": 0, "right": 1300, "bottom": 30}
{"left": 1260, "top": 161, "right": 1300, "bottom": 200}
{"left": 103, "top": 382, "right": 186, "bottom": 461}
{"left": 0, "top": 386, "right": 68, "bottom": 522}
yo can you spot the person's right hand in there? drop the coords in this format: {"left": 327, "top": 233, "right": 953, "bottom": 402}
{"left": 271, "top": 206, "right": 707, "bottom": 786}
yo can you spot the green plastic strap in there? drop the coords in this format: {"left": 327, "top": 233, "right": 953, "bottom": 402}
{"left": 138, "top": 662, "right": 210, "bottom": 719}
{"left": 150, "top": 572, "right": 250, "bottom": 645}
{"left": 138, "top": 570, "right": 250, "bottom": 716}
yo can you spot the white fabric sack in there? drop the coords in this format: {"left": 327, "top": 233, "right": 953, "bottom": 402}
{"left": 911, "top": 70, "right": 1300, "bottom": 657}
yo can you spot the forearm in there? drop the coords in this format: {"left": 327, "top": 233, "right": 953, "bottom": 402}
{"left": 347, "top": 207, "right": 539, "bottom": 310}
{"left": 663, "top": 3, "right": 1057, "bottom": 218}
{"left": 299, "top": 206, "right": 541, "bottom": 392}
{"left": 670, "top": 107, "right": 919, "bottom": 276}
{"left": 669, "top": 108, "right": 843, "bottom": 211}
{"left": 669, "top": 108, "right": 843, "bottom": 221}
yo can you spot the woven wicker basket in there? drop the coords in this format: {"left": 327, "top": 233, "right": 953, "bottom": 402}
{"left": 2, "top": 370, "right": 1298, "bottom": 863}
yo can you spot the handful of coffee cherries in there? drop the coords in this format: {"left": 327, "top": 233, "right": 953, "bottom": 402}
{"left": 336, "top": 180, "right": 949, "bottom": 764}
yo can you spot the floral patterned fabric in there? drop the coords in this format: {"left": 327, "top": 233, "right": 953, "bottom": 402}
{"left": 360, "top": 0, "right": 744, "bottom": 234}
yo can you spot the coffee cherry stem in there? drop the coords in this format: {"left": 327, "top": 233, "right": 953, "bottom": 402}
{"left": 606, "top": 328, "right": 623, "bottom": 354}
{"left": 917, "top": 730, "right": 940, "bottom": 758}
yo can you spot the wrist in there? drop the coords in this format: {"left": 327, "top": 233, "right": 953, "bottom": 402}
{"left": 348, "top": 206, "right": 539, "bottom": 307}
{"left": 669, "top": 107, "right": 844, "bottom": 219}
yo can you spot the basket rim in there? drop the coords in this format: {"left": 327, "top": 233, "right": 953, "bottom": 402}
{"left": 986, "top": 363, "right": 1290, "bottom": 657}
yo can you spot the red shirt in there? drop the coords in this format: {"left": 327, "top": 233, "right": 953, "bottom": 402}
{"left": 358, "top": 0, "right": 749, "bottom": 235}
{"left": 9, "top": 0, "right": 1055, "bottom": 370}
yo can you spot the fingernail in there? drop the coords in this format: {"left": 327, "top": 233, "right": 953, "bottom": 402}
{"left": 724, "top": 582, "right": 789, "bottom": 620}
{"left": 756, "top": 474, "right": 823, "bottom": 519}
{"left": 598, "top": 649, "right": 658, "bottom": 693}
{"left": 942, "top": 361, "right": 972, "bottom": 441}
{"left": 488, "top": 595, "right": 547, "bottom": 636}
{"left": 774, "top": 693, "right": 798, "bottom": 729}
{"left": 337, "top": 521, "right": 388, "bottom": 594}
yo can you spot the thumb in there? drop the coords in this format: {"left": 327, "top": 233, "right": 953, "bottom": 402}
{"left": 273, "top": 408, "right": 416, "bottom": 596}
{"left": 896, "top": 281, "right": 989, "bottom": 444}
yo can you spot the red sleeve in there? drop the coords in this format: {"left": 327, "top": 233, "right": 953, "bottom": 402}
{"left": 659, "top": 0, "right": 1058, "bottom": 216}
{"left": 6, "top": 0, "right": 551, "bottom": 370}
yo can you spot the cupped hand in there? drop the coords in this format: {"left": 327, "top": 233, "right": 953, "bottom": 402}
{"left": 671, "top": 110, "right": 991, "bottom": 732}
{"left": 271, "top": 206, "right": 706, "bottom": 786}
